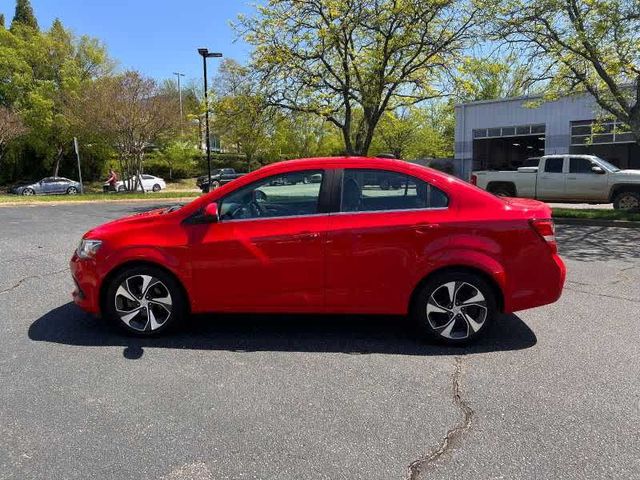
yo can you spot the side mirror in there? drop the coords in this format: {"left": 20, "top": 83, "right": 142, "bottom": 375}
{"left": 203, "top": 202, "right": 219, "bottom": 223}
{"left": 591, "top": 166, "right": 605, "bottom": 174}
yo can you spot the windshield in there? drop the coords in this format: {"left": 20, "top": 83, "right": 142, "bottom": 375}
{"left": 593, "top": 156, "right": 620, "bottom": 172}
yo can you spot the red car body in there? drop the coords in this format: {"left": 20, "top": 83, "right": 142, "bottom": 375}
{"left": 71, "top": 157, "right": 565, "bottom": 323}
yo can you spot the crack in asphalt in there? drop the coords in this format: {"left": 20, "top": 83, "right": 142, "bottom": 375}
{"left": 0, "top": 269, "right": 67, "bottom": 295}
{"left": 564, "top": 285, "right": 640, "bottom": 304}
{"left": 406, "top": 357, "right": 473, "bottom": 480}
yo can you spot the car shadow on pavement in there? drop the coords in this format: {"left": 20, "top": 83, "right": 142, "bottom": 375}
{"left": 29, "top": 303, "right": 537, "bottom": 359}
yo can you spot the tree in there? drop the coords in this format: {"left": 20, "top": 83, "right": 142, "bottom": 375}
{"left": 211, "top": 59, "right": 273, "bottom": 168}
{"left": 238, "top": 0, "right": 481, "bottom": 156}
{"left": 492, "top": 0, "right": 640, "bottom": 141}
{"left": 73, "top": 71, "right": 179, "bottom": 191}
{"left": 0, "top": 106, "right": 27, "bottom": 161}
{"left": 11, "top": 0, "right": 38, "bottom": 31}
{"left": 455, "top": 56, "right": 532, "bottom": 102}
{"left": 0, "top": 14, "right": 5, "bottom": 28}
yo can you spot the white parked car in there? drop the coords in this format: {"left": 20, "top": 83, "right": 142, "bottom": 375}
{"left": 115, "top": 174, "right": 166, "bottom": 193}
{"left": 471, "top": 155, "right": 640, "bottom": 210}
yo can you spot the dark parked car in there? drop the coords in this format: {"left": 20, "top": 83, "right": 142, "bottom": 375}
{"left": 197, "top": 168, "right": 245, "bottom": 192}
{"left": 11, "top": 177, "right": 81, "bottom": 196}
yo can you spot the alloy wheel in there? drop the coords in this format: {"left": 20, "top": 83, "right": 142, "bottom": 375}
{"left": 114, "top": 274, "right": 173, "bottom": 332}
{"left": 67, "top": 187, "right": 78, "bottom": 195}
{"left": 618, "top": 194, "right": 639, "bottom": 210}
{"left": 22, "top": 188, "right": 34, "bottom": 196}
{"left": 426, "top": 281, "right": 487, "bottom": 340}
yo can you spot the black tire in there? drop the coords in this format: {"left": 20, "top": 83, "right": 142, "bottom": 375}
{"left": 152, "top": 183, "right": 161, "bottom": 192}
{"left": 22, "top": 188, "right": 35, "bottom": 196}
{"left": 67, "top": 186, "right": 78, "bottom": 195}
{"left": 211, "top": 180, "right": 221, "bottom": 190}
{"left": 488, "top": 185, "right": 515, "bottom": 197}
{"left": 411, "top": 270, "right": 497, "bottom": 345}
{"left": 104, "top": 265, "right": 187, "bottom": 336}
{"left": 613, "top": 191, "right": 640, "bottom": 211}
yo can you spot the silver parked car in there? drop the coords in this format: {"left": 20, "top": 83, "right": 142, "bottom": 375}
{"left": 11, "top": 177, "right": 81, "bottom": 196}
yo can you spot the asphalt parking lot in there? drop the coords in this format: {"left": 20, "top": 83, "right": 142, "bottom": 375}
{"left": 0, "top": 202, "right": 638, "bottom": 480}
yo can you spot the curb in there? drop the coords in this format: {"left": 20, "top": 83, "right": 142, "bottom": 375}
{"left": 554, "top": 217, "right": 640, "bottom": 229}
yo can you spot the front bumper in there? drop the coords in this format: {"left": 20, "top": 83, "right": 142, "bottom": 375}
{"left": 69, "top": 253, "right": 101, "bottom": 314}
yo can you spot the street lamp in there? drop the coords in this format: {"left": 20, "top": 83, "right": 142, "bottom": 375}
{"left": 173, "top": 72, "right": 186, "bottom": 136}
{"left": 198, "top": 48, "right": 223, "bottom": 191}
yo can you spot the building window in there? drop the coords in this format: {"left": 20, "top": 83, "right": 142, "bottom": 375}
{"left": 472, "top": 124, "right": 545, "bottom": 139}
{"left": 571, "top": 120, "right": 635, "bottom": 145}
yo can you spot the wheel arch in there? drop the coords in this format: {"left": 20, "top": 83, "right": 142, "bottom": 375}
{"left": 609, "top": 183, "right": 640, "bottom": 202}
{"left": 409, "top": 265, "right": 505, "bottom": 315}
{"left": 486, "top": 181, "right": 517, "bottom": 196}
{"left": 99, "top": 260, "right": 192, "bottom": 315}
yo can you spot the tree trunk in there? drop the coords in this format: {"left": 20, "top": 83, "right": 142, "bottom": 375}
{"left": 53, "top": 145, "right": 64, "bottom": 176}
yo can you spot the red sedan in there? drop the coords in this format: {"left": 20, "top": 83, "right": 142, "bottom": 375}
{"left": 70, "top": 157, "right": 565, "bottom": 344}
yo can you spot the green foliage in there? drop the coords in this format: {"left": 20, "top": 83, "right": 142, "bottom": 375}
{"left": 239, "top": 0, "right": 482, "bottom": 155}
{"left": 11, "top": 0, "right": 38, "bottom": 31}
{"left": 145, "top": 141, "right": 199, "bottom": 179}
{"left": 0, "top": 11, "right": 113, "bottom": 183}
{"left": 491, "top": 0, "right": 640, "bottom": 142}
{"left": 455, "top": 56, "right": 532, "bottom": 102}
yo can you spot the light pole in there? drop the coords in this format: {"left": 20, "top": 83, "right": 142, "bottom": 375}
{"left": 198, "top": 48, "right": 223, "bottom": 191}
{"left": 173, "top": 71, "right": 185, "bottom": 136}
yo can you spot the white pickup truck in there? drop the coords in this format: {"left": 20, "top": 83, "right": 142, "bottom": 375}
{"left": 471, "top": 154, "right": 640, "bottom": 210}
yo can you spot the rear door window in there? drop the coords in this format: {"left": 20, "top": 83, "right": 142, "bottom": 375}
{"left": 340, "top": 169, "right": 448, "bottom": 213}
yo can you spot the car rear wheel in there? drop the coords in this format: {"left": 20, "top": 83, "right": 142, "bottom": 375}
{"left": 412, "top": 271, "right": 497, "bottom": 345}
{"left": 67, "top": 186, "right": 78, "bottom": 195}
{"left": 22, "top": 188, "right": 35, "bottom": 196}
{"left": 104, "top": 265, "right": 187, "bottom": 336}
{"left": 152, "top": 183, "right": 161, "bottom": 192}
{"left": 613, "top": 191, "right": 640, "bottom": 211}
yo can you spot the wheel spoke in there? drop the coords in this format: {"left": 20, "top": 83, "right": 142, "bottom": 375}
{"left": 445, "top": 282, "right": 457, "bottom": 305}
{"left": 440, "top": 316, "right": 460, "bottom": 339}
{"left": 463, "top": 312, "right": 484, "bottom": 333}
{"left": 115, "top": 284, "right": 137, "bottom": 304}
{"left": 427, "top": 302, "right": 449, "bottom": 315}
{"left": 139, "top": 275, "right": 154, "bottom": 297}
{"left": 148, "top": 307, "right": 162, "bottom": 331}
{"left": 120, "top": 307, "right": 144, "bottom": 326}
{"left": 461, "top": 291, "right": 484, "bottom": 305}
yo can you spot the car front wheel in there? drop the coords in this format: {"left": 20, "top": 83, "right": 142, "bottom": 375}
{"left": 22, "top": 188, "right": 35, "bottom": 196}
{"left": 67, "top": 186, "right": 78, "bottom": 195}
{"left": 104, "top": 266, "right": 187, "bottom": 336}
{"left": 412, "top": 271, "right": 497, "bottom": 345}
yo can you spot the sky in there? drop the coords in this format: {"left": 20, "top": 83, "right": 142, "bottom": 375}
{"left": 0, "top": 0, "right": 255, "bottom": 83}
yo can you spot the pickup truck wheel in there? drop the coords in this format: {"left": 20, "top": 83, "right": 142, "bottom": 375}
{"left": 412, "top": 271, "right": 497, "bottom": 345}
{"left": 613, "top": 191, "right": 640, "bottom": 211}
{"left": 488, "top": 186, "right": 515, "bottom": 197}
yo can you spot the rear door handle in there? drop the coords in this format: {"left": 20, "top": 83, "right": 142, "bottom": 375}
{"left": 298, "top": 232, "right": 320, "bottom": 240}
{"left": 416, "top": 223, "right": 440, "bottom": 234}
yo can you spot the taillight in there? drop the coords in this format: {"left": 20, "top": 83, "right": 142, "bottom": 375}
{"left": 470, "top": 174, "right": 477, "bottom": 185}
{"left": 529, "top": 218, "right": 557, "bottom": 253}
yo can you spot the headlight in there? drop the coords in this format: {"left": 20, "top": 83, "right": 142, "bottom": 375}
{"left": 76, "top": 239, "right": 103, "bottom": 259}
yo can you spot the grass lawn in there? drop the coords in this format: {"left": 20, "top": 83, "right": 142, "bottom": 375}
{"left": 0, "top": 190, "right": 200, "bottom": 205}
{"left": 553, "top": 208, "right": 640, "bottom": 222}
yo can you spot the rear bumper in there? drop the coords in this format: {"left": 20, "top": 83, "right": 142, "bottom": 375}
{"left": 506, "top": 253, "right": 566, "bottom": 313}
{"left": 69, "top": 253, "right": 101, "bottom": 315}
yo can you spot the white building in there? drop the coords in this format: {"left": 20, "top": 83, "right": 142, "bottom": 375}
{"left": 454, "top": 93, "right": 639, "bottom": 179}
